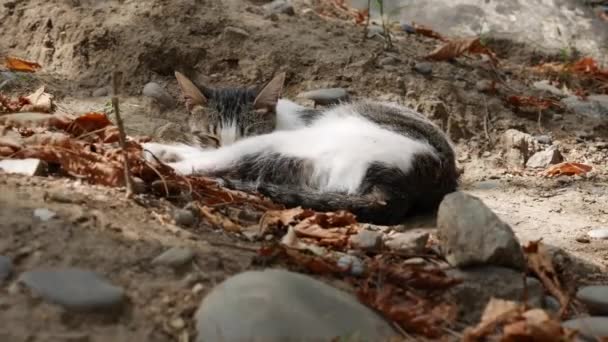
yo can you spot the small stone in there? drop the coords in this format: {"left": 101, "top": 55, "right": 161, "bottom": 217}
{"left": 437, "top": 192, "right": 525, "bottom": 270}
{"left": 562, "top": 317, "right": 608, "bottom": 340}
{"left": 501, "top": 129, "right": 538, "bottom": 168}
{"left": 223, "top": 26, "right": 250, "bottom": 40}
{"left": 263, "top": 0, "right": 295, "bottom": 16}
{"left": 475, "top": 80, "right": 495, "bottom": 93}
{"left": 575, "top": 236, "right": 590, "bottom": 243}
{"left": 170, "top": 317, "right": 186, "bottom": 330}
{"left": 534, "top": 135, "right": 552, "bottom": 145}
{"left": 195, "top": 270, "right": 396, "bottom": 342}
{"left": 297, "top": 88, "right": 349, "bottom": 106}
{"left": 0, "top": 158, "right": 46, "bottom": 176}
{"left": 482, "top": 151, "right": 491, "bottom": 157}
{"left": 19, "top": 268, "right": 125, "bottom": 310}
{"left": 33, "top": 208, "right": 56, "bottom": 221}
{"left": 543, "top": 295, "right": 560, "bottom": 313}
{"left": 0, "top": 255, "right": 12, "bottom": 283}
{"left": 413, "top": 62, "right": 432, "bottom": 76}
{"left": 588, "top": 228, "right": 608, "bottom": 239}
{"left": 337, "top": 255, "right": 364, "bottom": 276}
{"left": 532, "top": 80, "right": 564, "bottom": 96}
{"left": 577, "top": 285, "right": 608, "bottom": 315}
{"left": 152, "top": 247, "right": 195, "bottom": 267}
{"left": 142, "top": 82, "right": 174, "bottom": 109}
{"left": 400, "top": 23, "right": 416, "bottom": 34}
{"left": 92, "top": 87, "right": 109, "bottom": 97}
{"left": 384, "top": 229, "right": 430, "bottom": 254}
{"left": 349, "top": 230, "right": 382, "bottom": 251}
{"left": 131, "top": 176, "right": 146, "bottom": 194}
{"left": 173, "top": 209, "right": 195, "bottom": 227}
{"left": 525, "top": 146, "right": 563, "bottom": 168}
{"left": 192, "top": 283, "right": 204, "bottom": 294}
{"left": 379, "top": 56, "right": 398, "bottom": 66}
{"left": 447, "top": 266, "right": 543, "bottom": 323}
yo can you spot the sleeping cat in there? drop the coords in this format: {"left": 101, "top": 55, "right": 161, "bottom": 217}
{"left": 143, "top": 72, "right": 459, "bottom": 224}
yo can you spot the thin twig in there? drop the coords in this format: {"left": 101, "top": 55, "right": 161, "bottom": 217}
{"left": 207, "top": 240, "right": 259, "bottom": 253}
{"left": 483, "top": 96, "right": 491, "bottom": 141}
{"left": 378, "top": 0, "right": 393, "bottom": 49}
{"left": 111, "top": 70, "right": 135, "bottom": 198}
{"left": 362, "top": 0, "right": 371, "bottom": 41}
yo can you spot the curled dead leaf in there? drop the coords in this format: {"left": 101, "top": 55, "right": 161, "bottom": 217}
{"left": 523, "top": 240, "right": 571, "bottom": 318}
{"left": 426, "top": 37, "right": 498, "bottom": 65}
{"left": 507, "top": 95, "right": 559, "bottom": 111}
{"left": 199, "top": 205, "right": 241, "bottom": 232}
{"left": 541, "top": 162, "right": 592, "bottom": 178}
{"left": 412, "top": 23, "right": 447, "bottom": 41}
{"left": 5, "top": 57, "right": 42, "bottom": 73}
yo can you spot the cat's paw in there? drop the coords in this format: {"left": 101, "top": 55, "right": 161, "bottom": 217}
{"left": 167, "top": 160, "right": 198, "bottom": 176}
{"left": 142, "top": 143, "right": 185, "bottom": 164}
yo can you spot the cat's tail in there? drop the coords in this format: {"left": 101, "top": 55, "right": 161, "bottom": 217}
{"left": 223, "top": 180, "right": 413, "bottom": 225}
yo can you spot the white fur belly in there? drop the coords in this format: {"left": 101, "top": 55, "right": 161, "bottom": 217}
{"left": 275, "top": 115, "right": 436, "bottom": 193}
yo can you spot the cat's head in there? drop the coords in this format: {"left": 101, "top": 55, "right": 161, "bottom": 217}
{"left": 174, "top": 71, "right": 285, "bottom": 148}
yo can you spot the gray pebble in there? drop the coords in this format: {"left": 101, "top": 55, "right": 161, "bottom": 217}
{"left": 543, "top": 295, "right": 560, "bottom": 313}
{"left": 142, "top": 82, "right": 174, "bottom": 109}
{"left": 152, "top": 247, "right": 195, "bottom": 267}
{"left": 195, "top": 269, "right": 396, "bottom": 342}
{"left": 413, "top": 62, "right": 433, "bottom": 76}
{"left": 379, "top": 56, "right": 399, "bottom": 66}
{"left": 588, "top": 228, "right": 608, "bottom": 239}
{"left": 33, "top": 208, "right": 56, "bottom": 221}
{"left": 525, "top": 146, "right": 563, "bottom": 169}
{"left": 297, "top": 88, "right": 349, "bottom": 106}
{"left": 223, "top": 26, "right": 250, "bottom": 40}
{"left": 534, "top": 135, "right": 552, "bottom": 145}
{"left": 577, "top": 285, "right": 608, "bottom": 315}
{"left": 562, "top": 317, "right": 608, "bottom": 340}
{"left": 19, "top": 268, "right": 125, "bottom": 310}
{"left": 0, "top": 255, "right": 12, "bottom": 283}
{"left": 384, "top": 230, "right": 429, "bottom": 254}
{"left": 92, "top": 87, "right": 109, "bottom": 97}
{"left": 337, "top": 255, "right": 364, "bottom": 276}
{"left": 263, "top": 0, "right": 295, "bottom": 16}
{"left": 173, "top": 209, "right": 196, "bottom": 227}
{"left": 438, "top": 192, "right": 525, "bottom": 270}
{"left": 349, "top": 230, "right": 382, "bottom": 251}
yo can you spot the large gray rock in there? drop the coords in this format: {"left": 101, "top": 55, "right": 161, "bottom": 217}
{"left": 576, "top": 285, "right": 608, "bottom": 315}
{"left": 525, "top": 146, "right": 563, "bottom": 169}
{"left": 19, "top": 268, "right": 125, "bottom": 310}
{"left": 195, "top": 269, "right": 397, "bottom": 342}
{"left": 437, "top": 192, "right": 525, "bottom": 270}
{"left": 562, "top": 317, "right": 608, "bottom": 340}
{"left": 447, "top": 266, "right": 543, "bottom": 324}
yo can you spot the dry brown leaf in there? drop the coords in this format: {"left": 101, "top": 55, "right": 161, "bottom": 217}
{"left": 523, "top": 240, "right": 570, "bottom": 318}
{"left": 5, "top": 57, "right": 42, "bottom": 73}
{"left": 66, "top": 112, "right": 119, "bottom": 143}
{"left": 21, "top": 87, "right": 53, "bottom": 112}
{"left": 259, "top": 207, "right": 315, "bottom": 233}
{"left": 463, "top": 299, "right": 523, "bottom": 341}
{"left": 426, "top": 37, "right": 498, "bottom": 65}
{"left": 0, "top": 112, "right": 70, "bottom": 129}
{"left": 199, "top": 205, "right": 241, "bottom": 232}
{"left": 502, "top": 309, "right": 567, "bottom": 342}
{"left": 412, "top": 23, "right": 447, "bottom": 41}
{"left": 0, "top": 94, "right": 30, "bottom": 113}
{"left": 507, "top": 95, "right": 559, "bottom": 111}
{"left": 283, "top": 247, "right": 343, "bottom": 275}
{"left": 541, "top": 162, "right": 592, "bottom": 178}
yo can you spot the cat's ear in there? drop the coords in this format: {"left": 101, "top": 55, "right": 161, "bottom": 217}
{"left": 253, "top": 72, "right": 285, "bottom": 110}
{"left": 175, "top": 71, "right": 207, "bottom": 108}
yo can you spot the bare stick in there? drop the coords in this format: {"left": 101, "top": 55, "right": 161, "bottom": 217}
{"left": 378, "top": 0, "right": 393, "bottom": 49}
{"left": 111, "top": 70, "right": 135, "bottom": 197}
{"left": 362, "top": 0, "right": 371, "bottom": 41}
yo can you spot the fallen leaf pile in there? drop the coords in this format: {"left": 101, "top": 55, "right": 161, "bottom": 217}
{"left": 531, "top": 57, "right": 608, "bottom": 94}
{"left": 463, "top": 298, "right": 576, "bottom": 341}
{"left": 0, "top": 87, "right": 53, "bottom": 113}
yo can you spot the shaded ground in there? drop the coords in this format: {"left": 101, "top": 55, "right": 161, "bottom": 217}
{"left": 1, "top": 0, "right": 608, "bottom": 340}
